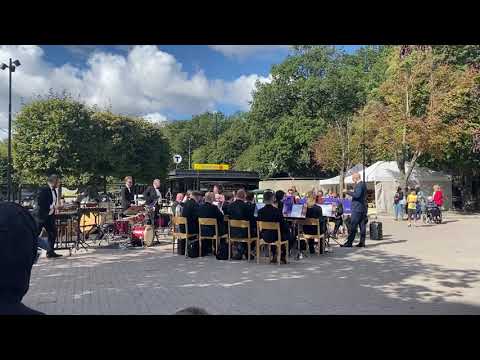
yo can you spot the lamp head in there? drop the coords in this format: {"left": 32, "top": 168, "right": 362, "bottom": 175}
{"left": 0, "top": 63, "right": 8, "bottom": 70}
{"left": 13, "top": 60, "right": 21, "bottom": 67}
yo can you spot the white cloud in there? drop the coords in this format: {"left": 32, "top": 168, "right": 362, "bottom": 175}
{"left": 209, "top": 45, "right": 290, "bottom": 59}
{"left": 63, "top": 45, "right": 99, "bottom": 57}
{"left": 223, "top": 74, "right": 272, "bottom": 110}
{"left": 142, "top": 112, "right": 168, "bottom": 124}
{"left": 0, "top": 45, "right": 269, "bottom": 138}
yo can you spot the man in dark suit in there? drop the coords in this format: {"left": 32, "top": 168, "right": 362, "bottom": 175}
{"left": 197, "top": 192, "right": 225, "bottom": 255}
{"left": 257, "top": 190, "right": 289, "bottom": 264}
{"left": 143, "top": 179, "right": 162, "bottom": 206}
{"left": 121, "top": 176, "right": 135, "bottom": 211}
{"left": 35, "top": 174, "right": 62, "bottom": 258}
{"left": 181, "top": 191, "right": 201, "bottom": 235}
{"left": 143, "top": 179, "right": 162, "bottom": 225}
{"left": 342, "top": 172, "right": 368, "bottom": 248}
{"left": 224, "top": 189, "right": 254, "bottom": 260}
{"left": 0, "top": 202, "right": 44, "bottom": 315}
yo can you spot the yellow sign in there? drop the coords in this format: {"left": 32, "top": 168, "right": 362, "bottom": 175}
{"left": 193, "top": 163, "right": 230, "bottom": 171}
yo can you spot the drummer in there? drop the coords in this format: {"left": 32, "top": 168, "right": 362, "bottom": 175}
{"left": 120, "top": 176, "right": 135, "bottom": 213}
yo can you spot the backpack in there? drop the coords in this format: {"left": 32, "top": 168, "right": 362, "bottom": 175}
{"left": 216, "top": 240, "right": 229, "bottom": 260}
{"left": 187, "top": 240, "right": 199, "bottom": 258}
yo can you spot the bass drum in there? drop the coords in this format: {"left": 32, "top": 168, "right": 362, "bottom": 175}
{"left": 131, "top": 225, "right": 154, "bottom": 247}
{"left": 79, "top": 212, "right": 105, "bottom": 233}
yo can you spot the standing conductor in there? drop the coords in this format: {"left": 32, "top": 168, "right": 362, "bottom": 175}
{"left": 341, "top": 172, "right": 367, "bottom": 248}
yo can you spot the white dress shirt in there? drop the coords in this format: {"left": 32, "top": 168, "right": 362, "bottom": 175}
{"left": 49, "top": 186, "right": 57, "bottom": 215}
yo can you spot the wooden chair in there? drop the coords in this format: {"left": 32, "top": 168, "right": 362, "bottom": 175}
{"left": 228, "top": 219, "right": 255, "bottom": 261}
{"left": 172, "top": 216, "right": 198, "bottom": 257}
{"left": 297, "top": 218, "right": 326, "bottom": 255}
{"left": 256, "top": 221, "right": 289, "bottom": 265}
{"left": 198, "top": 218, "right": 228, "bottom": 256}
{"left": 223, "top": 215, "right": 230, "bottom": 235}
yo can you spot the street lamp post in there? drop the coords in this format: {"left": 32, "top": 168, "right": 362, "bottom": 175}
{"left": 1, "top": 58, "right": 21, "bottom": 202}
{"left": 363, "top": 50, "right": 367, "bottom": 182}
{"left": 188, "top": 137, "right": 193, "bottom": 170}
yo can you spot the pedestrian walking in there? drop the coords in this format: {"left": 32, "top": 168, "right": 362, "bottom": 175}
{"left": 407, "top": 189, "right": 418, "bottom": 227}
{"left": 393, "top": 186, "right": 404, "bottom": 221}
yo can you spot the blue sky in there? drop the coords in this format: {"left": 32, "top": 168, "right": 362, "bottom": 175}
{"left": 0, "top": 45, "right": 361, "bottom": 136}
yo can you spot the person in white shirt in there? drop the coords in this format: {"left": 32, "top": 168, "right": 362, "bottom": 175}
{"left": 35, "top": 174, "right": 62, "bottom": 258}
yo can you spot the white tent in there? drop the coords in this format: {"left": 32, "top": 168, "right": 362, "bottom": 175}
{"left": 319, "top": 161, "right": 452, "bottom": 215}
{"left": 319, "top": 164, "right": 364, "bottom": 186}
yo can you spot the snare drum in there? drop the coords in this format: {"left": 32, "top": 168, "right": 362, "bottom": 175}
{"left": 136, "top": 213, "right": 146, "bottom": 223}
{"left": 131, "top": 225, "right": 154, "bottom": 247}
{"left": 114, "top": 219, "right": 130, "bottom": 235}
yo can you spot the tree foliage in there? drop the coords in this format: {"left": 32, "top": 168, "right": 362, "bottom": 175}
{"left": 356, "top": 46, "right": 480, "bottom": 186}
{"left": 13, "top": 94, "right": 170, "bottom": 188}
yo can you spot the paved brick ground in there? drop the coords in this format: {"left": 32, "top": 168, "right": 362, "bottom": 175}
{"left": 24, "top": 214, "right": 480, "bottom": 314}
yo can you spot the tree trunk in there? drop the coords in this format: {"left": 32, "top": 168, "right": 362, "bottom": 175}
{"left": 404, "top": 150, "right": 422, "bottom": 189}
{"left": 339, "top": 168, "right": 345, "bottom": 196}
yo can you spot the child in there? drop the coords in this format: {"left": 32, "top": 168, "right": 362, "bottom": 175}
{"left": 406, "top": 189, "right": 418, "bottom": 227}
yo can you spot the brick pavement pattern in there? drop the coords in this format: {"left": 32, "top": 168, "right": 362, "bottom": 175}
{"left": 24, "top": 214, "right": 480, "bottom": 314}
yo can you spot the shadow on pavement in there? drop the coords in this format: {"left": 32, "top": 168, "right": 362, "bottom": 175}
{"left": 26, "top": 234, "right": 480, "bottom": 315}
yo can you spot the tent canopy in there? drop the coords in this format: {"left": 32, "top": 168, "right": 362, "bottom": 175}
{"left": 343, "top": 161, "right": 451, "bottom": 184}
{"left": 319, "top": 164, "right": 364, "bottom": 186}
{"left": 320, "top": 161, "right": 451, "bottom": 186}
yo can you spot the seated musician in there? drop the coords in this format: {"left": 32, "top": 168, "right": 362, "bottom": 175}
{"left": 315, "top": 191, "right": 324, "bottom": 205}
{"left": 274, "top": 190, "right": 285, "bottom": 213}
{"left": 224, "top": 189, "right": 255, "bottom": 260}
{"left": 197, "top": 192, "right": 225, "bottom": 255}
{"left": 330, "top": 192, "right": 344, "bottom": 238}
{"left": 257, "top": 190, "right": 290, "bottom": 264}
{"left": 221, "top": 191, "right": 234, "bottom": 215}
{"left": 172, "top": 193, "right": 184, "bottom": 217}
{"left": 301, "top": 191, "right": 323, "bottom": 254}
{"left": 121, "top": 176, "right": 135, "bottom": 213}
{"left": 181, "top": 190, "right": 201, "bottom": 236}
{"left": 245, "top": 191, "right": 257, "bottom": 236}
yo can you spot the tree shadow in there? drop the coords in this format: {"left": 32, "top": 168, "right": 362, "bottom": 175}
{"left": 26, "top": 238, "right": 480, "bottom": 315}
{"left": 364, "top": 240, "right": 408, "bottom": 248}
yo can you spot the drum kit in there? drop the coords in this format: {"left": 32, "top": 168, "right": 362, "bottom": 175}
{"left": 108, "top": 202, "right": 172, "bottom": 248}
{"left": 54, "top": 195, "right": 173, "bottom": 250}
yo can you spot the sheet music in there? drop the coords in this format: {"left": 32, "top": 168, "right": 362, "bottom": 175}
{"left": 289, "top": 204, "right": 307, "bottom": 218}
{"left": 316, "top": 204, "right": 333, "bottom": 217}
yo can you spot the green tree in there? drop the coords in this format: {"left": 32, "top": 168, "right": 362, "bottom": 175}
{"left": 13, "top": 93, "right": 102, "bottom": 188}
{"left": 193, "top": 113, "right": 252, "bottom": 166}
{"left": 163, "top": 112, "right": 229, "bottom": 169}
{"left": 432, "top": 45, "right": 480, "bottom": 69}
{"left": 357, "top": 46, "right": 480, "bottom": 188}
{"left": 94, "top": 111, "right": 170, "bottom": 183}
{"left": 234, "top": 144, "right": 271, "bottom": 177}
{"left": 264, "top": 115, "right": 325, "bottom": 177}
{"left": 0, "top": 140, "right": 7, "bottom": 199}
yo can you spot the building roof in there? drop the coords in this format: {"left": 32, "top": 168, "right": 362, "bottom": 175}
{"left": 167, "top": 169, "right": 260, "bottom": 180}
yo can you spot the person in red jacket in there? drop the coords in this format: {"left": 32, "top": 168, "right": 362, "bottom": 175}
{"left": 433, "top": 185, "right": 444, "bottom": 207}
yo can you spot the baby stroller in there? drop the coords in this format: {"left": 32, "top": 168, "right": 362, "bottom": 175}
{"left": 425, "top": 200, "right": 442, "bottom": 224}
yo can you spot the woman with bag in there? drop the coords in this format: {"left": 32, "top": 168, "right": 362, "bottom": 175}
{"left": 393, "top": 187, "right": 404, "bottom": 221}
